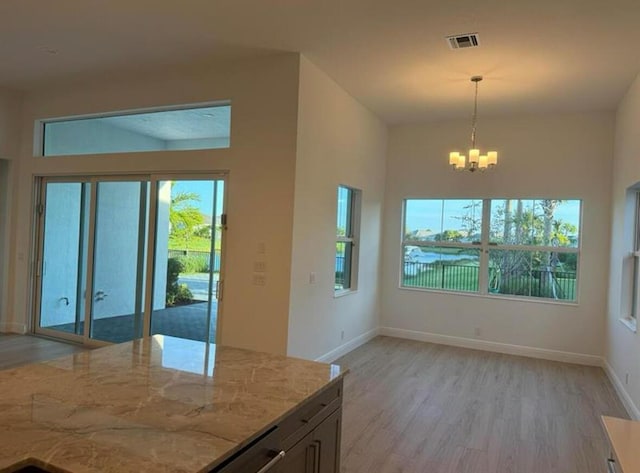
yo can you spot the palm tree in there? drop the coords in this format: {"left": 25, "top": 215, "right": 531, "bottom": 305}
{"left": 169, "top": 183, "right": 204, "bottom": 244}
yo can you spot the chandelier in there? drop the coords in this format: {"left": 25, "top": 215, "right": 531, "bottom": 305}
{"left": 448, "top": 76, "right": 498, "bottom": 172}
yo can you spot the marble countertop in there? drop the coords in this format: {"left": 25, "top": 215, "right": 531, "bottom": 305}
{"left": 0, "top": 336, "right": 345, "bottom": 473}
{"left": 602, "top": 416, "right": 640, "bottom": 473}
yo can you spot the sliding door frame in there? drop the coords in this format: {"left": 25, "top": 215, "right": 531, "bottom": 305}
{"left": 33, "top": 172, "right": 228, "bottom": 348}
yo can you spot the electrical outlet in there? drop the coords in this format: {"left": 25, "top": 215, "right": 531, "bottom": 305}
{"left": 474, "top": 327, "right": 481, "bottom": 337}
{"left": 625, "top": 373, "right": 629, "bottom": 385}
{"left": 341, "top": 330, "right": 345, "bottom": 341}
{"left": 252, "top": 274, "right": 266, "bottom": 286}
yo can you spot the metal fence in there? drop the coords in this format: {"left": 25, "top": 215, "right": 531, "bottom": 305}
{"left": 402, "top": 261, "right": 576, "bottom": 300}
{"left": 403, "top": 262, "right": 479, "bottom": 292}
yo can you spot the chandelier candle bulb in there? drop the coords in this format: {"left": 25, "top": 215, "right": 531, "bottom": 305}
{"left": 469, "top": 149, "right": 480, "bottom": 164}
{"left": 479, "top": 155, "right": 488, "bottom": 169}
{"left": 449, "top": 152, "right": 460, "bottom": 166}
{"left": 457, "top": 155, "right": 466, "bottom": 169}
{"left": 488, "top": 151, "right": 497, "bottom": 166}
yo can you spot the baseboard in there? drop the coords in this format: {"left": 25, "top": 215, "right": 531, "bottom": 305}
{"left": 603, "top": 360, "right": 640, "bottom": 420}
{"left": 379, "top": 327, "right": 603, "bottom": 367}
{"left": 315, "top": 328, "right": 380, "bottom": 363}
{"left": 0, "top": 322, "right": 27, "bottom": 334}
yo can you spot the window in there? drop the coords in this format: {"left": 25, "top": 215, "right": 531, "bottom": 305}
{"left": 402, "top": 199, "right": 581, "bottom": 302}
{"left": 627, "top": 191, "right": 640, "bottom": 326}
{"left": 335, "top": 186, "right": 361, "bottom": 293}
{"left": 41, "top": 104, "right": 231, "bottom": 157}
{"left": 403, "top": 199, "right": 482, "bottom": 293}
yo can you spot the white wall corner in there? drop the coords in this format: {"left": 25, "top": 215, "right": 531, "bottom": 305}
{"left": 0, "top": 322, "right": 27, "bottom": 334}
{"left": 315, "top": 328, "right": 380, "bottom": 363}
{"left": 603, "top": 360, "right": 640, "bottom": 421}
{"left": 379, "top": 327, "right": 603, "bottom": 367}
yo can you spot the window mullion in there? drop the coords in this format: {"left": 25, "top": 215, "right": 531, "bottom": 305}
{"left": 402, "top": 240, "right": 481, "bottom": 249}
{"left": 478, "top": 199, "right": 491, "bottom": 294}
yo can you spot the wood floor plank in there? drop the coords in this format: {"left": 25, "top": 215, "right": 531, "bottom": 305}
{"left": 337, "top": 336, "right": 628, "bottom": 473}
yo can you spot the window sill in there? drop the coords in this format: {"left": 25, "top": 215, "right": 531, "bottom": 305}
{"left": 334, "top": 289, "right": 357, "bottom": 298}
{"left": 618, "top": 317, "right": 637, "bottom": 334}
{"left": 398, "top": 285, "right": 579, "bottom": 306}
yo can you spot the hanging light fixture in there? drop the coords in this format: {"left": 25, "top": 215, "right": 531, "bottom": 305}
{"left": 448, "top": 75, "right": 498, "bottom": 172}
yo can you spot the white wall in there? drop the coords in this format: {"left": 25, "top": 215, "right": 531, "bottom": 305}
{"left": 0, "top": 88, "right": 22, "bottom": 332}
{"left": 0, "top": 89, "right": 22, "bottom": 159}
{"left": 0, "top": 160, "right": 10, "bottom": 326}
{"left": 7, "top": 53, "right": 300, "bottom": 355}
{"left": 606, "top": 72, "right": 640, "bottom": 418}
{"left": 287, "top": 57, "right": 387, "bottom": 360}
{"left": 155, "top": 181, "right": 171, "bottom": 310}
{"left": 382, "top": 113, "right": 614, "bottom": 359}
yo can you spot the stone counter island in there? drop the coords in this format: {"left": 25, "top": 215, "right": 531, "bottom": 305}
{"left": 0, "top": 336, "right": 346, "bottom": 473}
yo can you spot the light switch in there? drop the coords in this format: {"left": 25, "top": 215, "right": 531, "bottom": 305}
{"left": 309, "top": 272, "right": 316, "bottom": 284}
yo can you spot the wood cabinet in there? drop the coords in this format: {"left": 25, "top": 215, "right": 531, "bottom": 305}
{"left": 212, "top": 379, "right": 343, "bottom": 473}
{"left": 279, "top": 408, "right": 342, "bottom": 473}
{"left": 602, "top": 415, "right": 640, "bottom": 473}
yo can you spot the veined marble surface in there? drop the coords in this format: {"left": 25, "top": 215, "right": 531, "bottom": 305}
{"left": 0, "top": 336, "right": 345, "bottom": 473}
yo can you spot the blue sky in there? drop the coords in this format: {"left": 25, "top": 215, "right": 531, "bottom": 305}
{"left": 171, "top": 180, "right": 225, "bottom": 218}
{"left": 405, "top": 199, "right": 581, "bottom": 235}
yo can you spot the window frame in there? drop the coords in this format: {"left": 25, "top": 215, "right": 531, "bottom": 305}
{"left": 402, "top": 199, "right": 484, "bottom": 294}
{"left": 628, "top": 192, "right": 640, "bottom": 327}
{"left": 36, "top": 101, "right": 231, "bottom": 158}
{"left": 335, "top": 185, "right": 361, "bottom": 296}
{"left": 400, "top": 198, "right": 582, "bottom": 304}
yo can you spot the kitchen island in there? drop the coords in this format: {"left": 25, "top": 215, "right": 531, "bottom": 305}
{"left": 0, "top": 335, "right": 346, "bottom": 473}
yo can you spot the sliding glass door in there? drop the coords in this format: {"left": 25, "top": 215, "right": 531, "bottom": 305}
{"left": 38, "top": 181, "right": 90, "bottom": 338}
{"left": 150, "top": 179, "right": 224, "bottom": 343}
{"left": 89, "top": 181, "right": 149, "bottom": 343}
{"left": 35, "top": 175, "right": 226, "bottom": 346}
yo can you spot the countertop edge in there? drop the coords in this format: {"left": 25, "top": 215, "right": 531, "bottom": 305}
{"left": 200, "top": 372, "right": 347, "bottom": 473}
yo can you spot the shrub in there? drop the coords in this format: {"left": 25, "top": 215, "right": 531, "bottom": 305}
{"left": 176, "top": 255, "right": 209, "bottom": 273}
{"left": 166, "top": 258, "right": 193, "bottom": 306}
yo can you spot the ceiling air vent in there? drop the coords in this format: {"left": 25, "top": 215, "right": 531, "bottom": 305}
{"left": 446, "top": 33, "right": 480, "bottom": 50}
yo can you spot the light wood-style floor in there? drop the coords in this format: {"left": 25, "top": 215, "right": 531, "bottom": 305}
{"left": 336, "top": 336, "right": 628, "bottom": 473}
{"left": 0, "top": 333, "right": 86, "bottom": 370}
{"left": 0, "top": 334, "right": 629, "bottom": 472}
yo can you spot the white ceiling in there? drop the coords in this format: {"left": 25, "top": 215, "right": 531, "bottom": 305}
{"left": 1, "top": 0, "right": 639, "bottom": 123}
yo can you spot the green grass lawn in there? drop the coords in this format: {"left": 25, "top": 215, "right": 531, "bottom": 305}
{"left": 403, "top": 264, "right": 479, "bottom": 292}
{"left": 403, "top": 264, "right": 577, "bottom": 301}
{"left": 168, "top": 235, "right": 220, "bottom": 251}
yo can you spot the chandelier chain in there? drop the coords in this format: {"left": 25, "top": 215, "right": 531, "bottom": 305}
{"left": 471, "top": 79, "right": 478, "bottom": 148}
